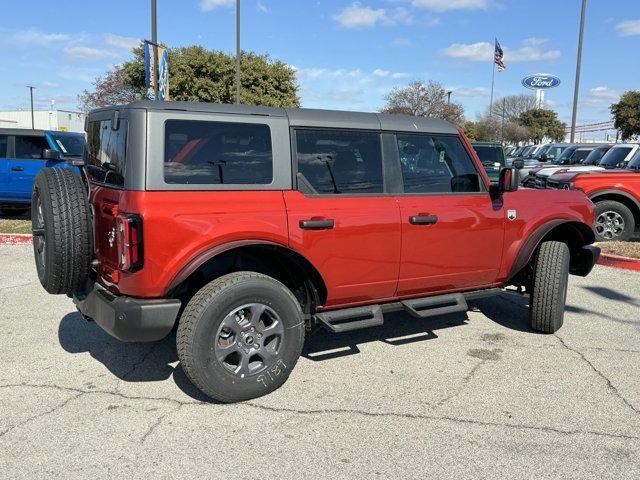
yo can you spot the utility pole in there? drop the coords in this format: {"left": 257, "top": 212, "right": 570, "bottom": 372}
{"left": 151, "top": 0, "right": 158, "bottom": 100}
{"left": 446, "top": 91, "right": 452, "bottom": 104}
{"left": 236, "top": 0, "right": 241, "bottom": 104}
{"left": 570, "top": 0, "right": 587, "bottom": 143}
{"left": 27, "top": 86, "right": 35, "bottom": 129}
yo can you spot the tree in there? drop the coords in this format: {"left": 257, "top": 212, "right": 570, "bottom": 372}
{"left": 463, "top": 121, "right": 478, "bottom": 141}
{"left": 381, "top": 80, "right": 466, "bottom": 126}
{"left": 611, "top": 90, "right": 640, "bottom": 140}
{"left": 122, "top": 45, "right": 299, "bottom": 107}
{"left": 79, "top": 45, "right": 300, "bottom": 110}
{"left": 78, "top": 66, "right": 139, "bottom": 112}
{"left": 517, "top": 108, "right": 566, "bottom": 143}
{"left": 491, "top": 94, "right": 538, "bottom": 120}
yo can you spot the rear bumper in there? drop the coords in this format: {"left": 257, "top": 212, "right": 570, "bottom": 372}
{"left": 73, "top": 283, "right": 181, "bottom": 342}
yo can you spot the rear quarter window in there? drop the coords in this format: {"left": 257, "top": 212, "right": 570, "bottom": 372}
{"left": 85, "top": 119, "right": 128, "bottom": 187}
{"left": 164, "top": 120, "right": 273, "bottom": 185}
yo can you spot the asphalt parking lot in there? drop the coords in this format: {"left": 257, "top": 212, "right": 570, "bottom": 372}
{"left": 1, "top": 244, "right": 639, "bottom": 479}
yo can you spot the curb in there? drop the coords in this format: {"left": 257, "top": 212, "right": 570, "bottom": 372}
{"left": 597, "top": 252, "right": 640, "bottom": 272}
{"left": 0, "top": 234, "right": 32, "bottom": 245}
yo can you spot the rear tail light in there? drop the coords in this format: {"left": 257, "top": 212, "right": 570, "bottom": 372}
{"left": 115, "top": 214, "right": 143, "bottom": 272}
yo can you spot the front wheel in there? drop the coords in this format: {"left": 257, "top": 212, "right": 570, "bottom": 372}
{"left": 594, "top": 200, "right": 635, "bottom": 242}
{"left": 177, "top": 272, "right": 305, "bottom": 403}
{"left": 530, "top": 241, "right": 570, "bottom": 334}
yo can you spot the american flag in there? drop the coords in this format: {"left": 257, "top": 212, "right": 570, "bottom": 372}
{"left": 494, "top": 39, "right": 505, "bottom": 72}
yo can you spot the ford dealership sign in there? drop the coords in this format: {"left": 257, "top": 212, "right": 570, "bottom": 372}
{"left": 522, "top": 74, "right": 561, "bottom": 90}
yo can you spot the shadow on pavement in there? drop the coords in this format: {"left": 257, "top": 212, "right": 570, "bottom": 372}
{"left": 580, "top": 286, "right": 637, "bottom": 304}
{"left": 56, "top": 293, "right": 547, "bottom": 400}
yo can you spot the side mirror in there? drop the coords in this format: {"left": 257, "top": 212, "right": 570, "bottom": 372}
{"left": 42, "top": 149, "right": 61, "bottom": 161}
{"left": 111, "top": 110, "right": 120, "bottom": 131}
{"left": 512, "top": 159, "right": 524, "bottom": 170}
{"left": 498, "top": 167, "right": 519, "bottom": 192}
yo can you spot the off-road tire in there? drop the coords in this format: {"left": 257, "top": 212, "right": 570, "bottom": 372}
{"left": 177, "top": 272, "right": 305, "bottom": 403}
{"left": 32, "top": 168, "right": 93, "bottom": 295}
{"left": 594, "top": 200, "right": 635, "bottom": 242}
{"left": 530, "top": 241, "right": 570, "bottom": 333}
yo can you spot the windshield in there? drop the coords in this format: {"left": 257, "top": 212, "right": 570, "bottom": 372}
{"left": 474, "top": 146, "right": 504, "bottom": 165}
{"left": 545, "top": 145, "right": 567, "bottom": 161}
{"left": 556, "top": 146, "right": 577, "bottom": 163}
{"left": 49, "top": 133, "right": 85, "bottom": 157}
{"left": 582, "top": 146, "right": 610, "bottom": 165}
{"left": 532, "top": 145, "right": 551, "bottom": 160}
{"left": 599, "top": 147, "right": 633, "bottom": 167}
{"left": 627, "top": 150, "right": 640, "bottom": 169}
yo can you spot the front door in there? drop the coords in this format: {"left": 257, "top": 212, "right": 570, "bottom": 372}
{"left": 284, "top": 128, "right": 401, "bottom": 308}
{"left": 6, "top": 134, "right": 51, "bottom": 202}
{"left": 393, "top": 132, "right": 505, "bottom": 296}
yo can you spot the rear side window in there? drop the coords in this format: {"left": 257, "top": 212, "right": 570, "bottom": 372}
{"left": 295, "top": 129, "right": 383, "bottom": 194}
{"left": 0, "top": 135, "right": 7, "bottom": 157}
{"left": 85, "top": 119, "right": 128, "bottom": 187}
{"left": 397, "top": 134, "right": 481, "bottom": 193}
{"left": 15, "top": 135, "right": 49, "bottom": 159}
{"left": 164, "top": 120, "right": 273, "bottom": 185}
{"left": 572, "top": 149, "right": 591, "bottom": 163}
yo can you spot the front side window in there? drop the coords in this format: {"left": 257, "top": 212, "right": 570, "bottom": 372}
{"left": 600, "top": 147, "right": 633, "bottom": 167}
{"left": 295, "top": 129, "right": 383, "bottom": 194}
{"left": 85, "top": 119, "right": 128, "bottom": 187}
{"left": 582, "top": 146, "right": 610, "bottom": 165}
{"left": 572, "top": 149, "right": 592, "bottom": 164}
{"left": 397, "top": 134, "right": 482, "bottom": 194}
{"left": 164, "top": 120, "right": 273, "bottom": 185}
{"left": 15, "top": 135, "right": 49, "bottom": 159}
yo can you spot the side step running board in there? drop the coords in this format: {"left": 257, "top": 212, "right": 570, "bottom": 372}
{"left": 315, "top": 305, "right": 384, "bottom": 333}
{"left": 401, "top": 293, "right": 467, "bottom": 319}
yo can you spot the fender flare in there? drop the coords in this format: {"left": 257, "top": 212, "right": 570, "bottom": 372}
{"left": 506, "top": 219, "right": 595, "bottom": 282}
{"left": 164, "top": 239, "right": 327, "bottom": 299}
{"left": 589, "top": 189, "right": 640, "bottom": 212}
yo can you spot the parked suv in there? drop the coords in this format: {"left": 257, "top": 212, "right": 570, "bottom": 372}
{"left": 0, "top": 128, "right": 84, "bottom": 215}
{"left": 32, "top": 101, "right": 600, "bottom": 402}
{"left": 547, "top": 149, "right": 640, "bottom": 241}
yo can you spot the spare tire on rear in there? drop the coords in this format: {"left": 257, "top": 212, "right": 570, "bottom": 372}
{"left": 32, "top": 168, "right": 93, "bottom": 295}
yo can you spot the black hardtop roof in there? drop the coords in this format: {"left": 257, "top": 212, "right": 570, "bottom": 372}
{"left": 95, "top": 100, "right": 458, "bottom": 134}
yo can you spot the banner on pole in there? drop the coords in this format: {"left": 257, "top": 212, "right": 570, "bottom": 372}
{"left": 158, "top": 46, "right": 169, "bottom": 101}
{"left": 144, "top": 41, "right": 157, "bottom": 100}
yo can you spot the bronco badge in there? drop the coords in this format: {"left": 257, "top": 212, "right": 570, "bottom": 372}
{"left": 507, "top": 210, "right": 517, "bottom": 221}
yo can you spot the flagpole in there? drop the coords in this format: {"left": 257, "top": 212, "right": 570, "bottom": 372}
{"left": 489, "top": 59, "right": 496, "bottom": 116}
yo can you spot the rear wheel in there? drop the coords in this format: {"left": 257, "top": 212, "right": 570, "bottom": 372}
{"left": 594, "top": 200, "right": 635, "bottom": 242}
{"left": 177, "top": 272, "right": 305, "bottom": 403}
{"left": 530, "top": 241, "right": 570, "bottom": 334}
{"left": 32, "top": 168, "right": 93, "bottom": 295}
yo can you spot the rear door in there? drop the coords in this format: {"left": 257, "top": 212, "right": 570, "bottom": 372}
{"left": 284, "top": 128, "right": 401, "bottom": 308}
{"left": 393, "top": 133, "right": 505, "bottom": 296}
{"left": 6, "top": 133, "right": 51, "bottom": 201}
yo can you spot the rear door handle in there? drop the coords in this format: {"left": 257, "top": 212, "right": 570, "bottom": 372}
{"left": 409, "top": 215, "right": 438, "bottom": 225}
{"left": 11, "top": 166, "right": 24, "bottom": 172}
{"left": 299, "top": 219, "right": 334, "bottom": 230}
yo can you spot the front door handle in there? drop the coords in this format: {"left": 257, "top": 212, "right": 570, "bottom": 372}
{"left": 409, "top": 215, "right": 438, "bottom": 225}
{"left": 299, "top": 219, "right": 334, "bottom": 230}
{"left": 11, "top": 166, "right": 24, "bottom": 172}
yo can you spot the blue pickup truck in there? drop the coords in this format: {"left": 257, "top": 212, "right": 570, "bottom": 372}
{"left": 0, "top": 129, "right": 85, "bottom": 215}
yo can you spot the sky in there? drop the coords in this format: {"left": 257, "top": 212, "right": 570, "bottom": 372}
{"left": 1, "top": 0, "right": 638, "bottom": 131}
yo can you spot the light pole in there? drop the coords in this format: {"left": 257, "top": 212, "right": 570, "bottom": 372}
{"left": 570, "top": 0, "right": 587, "bottom": 143}
{"left": 236, "top": 0, "right": 241, "bottom": 104}
{"left": 446, "top": 91, "right": 452, "bottom": 104}
{"left": 151, "top": 0, "right": 159, "bottom": 100}
{"left": 27, "top": 86, "right": 35, "bottom": 129}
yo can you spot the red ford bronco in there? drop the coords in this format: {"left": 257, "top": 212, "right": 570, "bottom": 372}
{"left": 32, "top": 101, "right": 599, "bottom": 402}
{"left": 547, "top": 153, "right": 640, "bottom": 241}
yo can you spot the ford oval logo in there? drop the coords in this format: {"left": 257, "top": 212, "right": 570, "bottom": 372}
{"left": 522, "top": 74, "right": 561, "bottom": 90}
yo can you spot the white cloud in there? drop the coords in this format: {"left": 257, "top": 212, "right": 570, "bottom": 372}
{"left": 257, "top": 1, "right": 269, "bottom": 13}
{"left": 373, "top": 69, "right": 410, "bottom": 78}
{"left": 65, "top": 46, "right": 116, "bottom": 60}
{"left": 332, "top": 3, "right": 412, "bottom": 29}
{"left": 104, "top": 34, "right": 140, "bottom": 50}
{"left": 447, "top": 86, "right": 490, "bottom": 98}
{"left": 200, "top": 0, "right": 234, "bottom": 11}
{"left": 411, "top": 0, "right": 487, "bottom": 11}
{"left": 589, "top": 86, "right": 622, "bottom": 100}
{"left": 443, "top": 38, "right": 560, "bottom": 62}
{"left": 13, "top": 29, "right": 73, "bottom": 46}
{"left": 615, "top": 19, "right": 640, "bottom": 36}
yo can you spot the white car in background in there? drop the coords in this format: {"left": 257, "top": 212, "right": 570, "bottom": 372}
{"left": 597, "top": 143, "right": 640, "bottom": 170}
